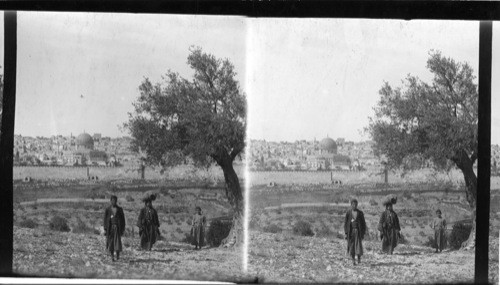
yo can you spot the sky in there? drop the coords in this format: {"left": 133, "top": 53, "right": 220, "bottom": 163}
{"left": 4, "top": 12, "right": 247, "bottom": 138}
{"left": 0, "top": 15, "right": 498, "bottom": 144}
{"left": 247, "top": 19, "right": 500, "bottom": 144}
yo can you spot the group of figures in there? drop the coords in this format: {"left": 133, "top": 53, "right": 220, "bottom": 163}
{"left": 103, "top": 194, "right": 207, "bottom": 261}
{"left": 343, "top": 197, "right": 447, "bottom": 265}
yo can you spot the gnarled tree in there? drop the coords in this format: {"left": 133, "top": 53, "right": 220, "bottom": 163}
{"left": 367, "top": 50, "right": 478, "bottom": 248}
{"left": 124, "top": 47, "right": 246, "bottom": 247}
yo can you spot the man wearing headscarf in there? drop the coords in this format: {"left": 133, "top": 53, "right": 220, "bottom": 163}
{"left": 344, "top": 199, "right": 367, "bottom": 265}
{"left": 377, "top": 198, "right": 401, "bottom": 254}
{"left": 137, "top": 194, "right": 160, "bottom": 250}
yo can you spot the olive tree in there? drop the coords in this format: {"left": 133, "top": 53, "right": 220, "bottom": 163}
{"left": 367, "top": 50, "right": 478, "bottom": 247}
{"left": 125, "top": 47, "right": 246, "bottom": 247}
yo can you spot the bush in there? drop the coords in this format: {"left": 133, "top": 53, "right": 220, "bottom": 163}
{"left": 262, "top": 224, "right": 282, "bottom": 234}
{"left": 19, "top": 218, "right": 38, "bottom": 229}
{"left": 315, "top": 225, "right": 333, "bottom": 237}
{"left": 125, "top": 195, "right": 134, "bottom": 202}
{"left": 424, "top": 236, "right": 435, "bottom": 247}
{"left": 72, "top": 218, "right": 93, "bottom": 234}
{"left": 49, "top": 215, "right": 70, "bottom": 232}
{"left": 449, "top": 223, "right": 472, "bottom": 249}
{"left": 206, "top": 220, "right": 231, "bottom": 247}
{"left": 181, "top": 232, "right": 195, "bottom": 244}
{"left": 369, "top": 199, "right": 378, "bottom": 206}
{"left": 293, "top": 221, "right": 314, "bottom": 237}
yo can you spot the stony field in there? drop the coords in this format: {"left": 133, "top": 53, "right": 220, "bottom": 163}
{"left": 12, "top": 179, "right": 247, "bottom": 281}
{"left": 248, "top": 178, "right": 500, "bottom": 283}
{"left": 13, "top": 226, "right": 253, "bottom": 282}
{"left": 248, "top": 231, "right": 499, "bottom": 283}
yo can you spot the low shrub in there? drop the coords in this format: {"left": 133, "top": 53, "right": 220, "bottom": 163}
{"left": 49, "top": 215, "right": 70, "bottom": 232}
{"left": 424, "top": 236, "right": 435, "bottom": 247}
{"left": 181, "top": 232, "right": 195, "bottom": 244}
{"left": 72, "top": 218, "right": 94, "bottom": 234}
{"left": 315, "top": 225, "right": 333, "bottom": 237}
{"left": 293, "top": 220, "right": 314, "bottom": 237}
{"left": 369, "top": 199, "right": 378, "bottom": 206}
{"left": 206, "top": 220, "right": 231, "bottom": 247}
{"left": 19, "top": 218, "right": 38, "bottom": 229}
{"left": 449, "top": 223, "right": 472, "bottom": 249}
{"left": 125, "top": 195, "right": 134, "bottom": 202}
{"left": 262, "top": 224, "right": 282, "bottom": 234}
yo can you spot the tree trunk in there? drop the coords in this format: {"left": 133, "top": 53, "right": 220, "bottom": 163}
{"left": 454, "top": 151, "right": 477, "bottom": 249}
{"left": 219, "top": 157, "right": 244, "bottom": 248}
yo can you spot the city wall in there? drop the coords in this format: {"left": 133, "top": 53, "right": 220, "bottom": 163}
{"left": 248, "top": 168, "right": 465, "bottom": 186}
{"left": 14, "top": 164, "right": 245, "bottom": 182}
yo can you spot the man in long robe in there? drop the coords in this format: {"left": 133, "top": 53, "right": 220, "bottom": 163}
{"left": 378, "top": 202, "right": 401, "bottom": 254}
{"left": 137, "top": 196, "right": 160, "bottom": 251}
{"left": 431, "top": 209, "right": 446, "bottom": 253}
{"left": 190, "top": 206, "right": 206, "bottom": 250}
{"left": 103, "top": 195, "right": 126, "bottom": 261}
{"left": 344, "top": 199, "right": 367, "bottom": 265}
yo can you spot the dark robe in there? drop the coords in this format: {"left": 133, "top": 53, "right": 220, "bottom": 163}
{"left": 103, "top": 205, "right": 126, "bottom": 253}
{"left": 432, "top": 217, "right": 446, "bottom": 251}
{"left": 344, "top": 209, "right": 366, "bottom": 257}
{"left": 378, "top": 209, "right": 401, "bottom": 254}
{"left": 190, "top": 213, "right": 206, "bottom": 247}
{"left": 137, "top": 206, "right": 160, "bottom": 250}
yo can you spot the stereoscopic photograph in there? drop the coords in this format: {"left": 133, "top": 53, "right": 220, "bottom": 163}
{"left": 7, "top": 12, "right": 250, "bottom": 282}
{"left": 1, "top": 9, "right": 498, "bottom": 284}
{"left": 245, "top": 18, "right": 499, "bottom": 283}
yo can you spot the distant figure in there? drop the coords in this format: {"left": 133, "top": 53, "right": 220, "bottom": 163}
{"left": 344, "top": 199, "right": 367, "bottom": 265}
{"left": 103, "top": 195, "right": 126, "bottom": 261}
{"left": 137, "top": 194, "right": 160, "bottom": 250}
{"left": 378, "top": 199, "right": 401, "bottom": 254}
{"left": 431, "top": 209, "right": 446, "bottom": 253}
{"left": 190, "top": 206, "right": 207, "bottom": 250}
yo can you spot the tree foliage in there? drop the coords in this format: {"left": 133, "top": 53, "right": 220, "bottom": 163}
{"left": 124, "top": 47, "right": 246, "bottom": 170}
{"left": 367, "top": 50, "right": 478, "bottom": 206}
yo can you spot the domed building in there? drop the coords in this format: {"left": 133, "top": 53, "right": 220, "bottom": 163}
{"left": 306, "top": 136, "right": 351, "bottom": 170}
{"left": 319, "top": 137, "right": 337, "bottom": 154}
{"left": 63, "top": 132, "right": 107, "bottom": 166}
{"left": 76, "top": 133, "right": 94, "bottom": 150}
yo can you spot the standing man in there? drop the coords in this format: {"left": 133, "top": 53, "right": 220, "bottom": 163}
{"left": 344, "top": 199, "right": 367, "bottom": 265}
{"left": 103, "top": 195, "right": 126, "bottom": 261}
{"left": 137, "top": 194, "right": 160, "bottom": 250}
{"left": 190, "top": 206, "right": 207, "bottom": 250}
{"left": 377, "top": 197, "right": 401, "bottom": 254}
{"left": 431, "top": 209, "right": 446, "bottom": 253}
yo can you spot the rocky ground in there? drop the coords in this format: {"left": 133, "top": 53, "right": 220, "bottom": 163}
{"left": 248, "top": 231, "right": 499, "bottom": 284}
{"left": 13, "top": 226, "right": 253, "bottom": 282}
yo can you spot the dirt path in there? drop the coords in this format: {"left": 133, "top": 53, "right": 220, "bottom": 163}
{"left": 13, "top": 226, "right": 253, "bottom": 282}
{"left": 248, "top": 231, "right": 499, "bottom": 283}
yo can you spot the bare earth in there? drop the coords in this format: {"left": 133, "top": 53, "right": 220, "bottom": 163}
{"left": 13, "top": 226, "right": 253, "bottom": 282}
{"left": 248, "top": 231, "right": 499, "bottom": 284}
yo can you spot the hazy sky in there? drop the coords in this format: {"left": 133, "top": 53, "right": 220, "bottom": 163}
{"left": 0, "top": 15, "right": 498, "bottom": 144}
{"left": 247, "top": 19, "right": 500, "bottom": 144}
{"left": 6, "top": 12, "right": 247, "bottom": 138}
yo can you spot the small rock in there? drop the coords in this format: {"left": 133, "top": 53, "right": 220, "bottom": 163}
{"left": 85, "top": 261, "right": 91, "bottom": 267}
{"left": 327, "top": 265, "right": 332, "bottom": 271}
